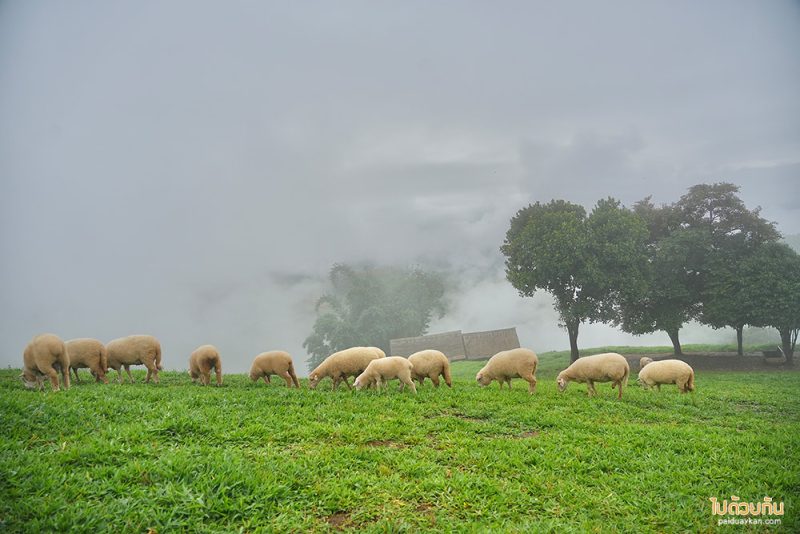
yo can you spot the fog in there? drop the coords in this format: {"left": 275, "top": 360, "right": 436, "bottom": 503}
{"left": 1, "top": 1, "right": 798, "bottom": 374}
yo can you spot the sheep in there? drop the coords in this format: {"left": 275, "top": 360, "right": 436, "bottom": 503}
{"left": 65, "top": 338, "right": 108, "bottom": 383}
{"left": 308, "top": 346, "right": 385, "bottom": 390}
{"left": 556, "top": 352, "right": 630, "bottom": 399}
{"left": 475, "top": 348, "right": 538, "bottom": 394}
{"left": 354, "top": 356, "right": 417, "bottom": 394}
{"left": 21, "top": 333, "right": 70, "bottom": 391}
{"left": 249, "top": 350, "right": 300, "bottom": 388}
{"left": 408, "top": 350, "right": 452, "bottom": 388}
{"left": 638, "top": 358, "right": 695, "bottom": 393}
{"left": 188, "top": 344, "right": 223, "bottom": 386}
{"left": 106, "top": 335, "right": 162, "bottom": 384}
{"left": 639, "top": 357, "right": 654, "bottom": 370}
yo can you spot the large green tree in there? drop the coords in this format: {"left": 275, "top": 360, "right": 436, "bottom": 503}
{"left": 501, "top": 198, "right": 648, "bottom": 362}
{"left": 302, "top": 264, "right": 447, "bottom": 368}
{"left": 738, "top": 242, "right": 800, "bottom": 364}
{"left": 616, "top": 199, "right": 704, "bottom": 355}
{"left": 676, "top": 183, "right": 780, "bottom": 353}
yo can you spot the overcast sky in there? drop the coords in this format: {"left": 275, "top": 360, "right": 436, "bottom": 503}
{"left": 1, "top": 1, "right": 798, "bottom": 375}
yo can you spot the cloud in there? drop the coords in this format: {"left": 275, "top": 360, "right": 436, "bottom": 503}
{"left": 1, "top": 1, "right": 798, "bottom": 374}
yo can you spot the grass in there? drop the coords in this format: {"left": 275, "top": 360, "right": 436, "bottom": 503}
{"left": 1, "top": 349, "right": 798, "bottom": 532}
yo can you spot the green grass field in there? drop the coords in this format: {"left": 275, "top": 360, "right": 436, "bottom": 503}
{"left": 1, "top": 349, "right": 798, "bottom": 532}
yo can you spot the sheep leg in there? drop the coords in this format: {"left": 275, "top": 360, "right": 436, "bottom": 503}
{"left": 416, "top": 375, "right": 425, "bottom": 386}
{"left": 281, "top": 371, "right": 293, "bottom": 387}
{"left": 215, "top": 366, "right": 223, "bottom": 386}
{"left": 522, "top": 372, "right": 537, "bottom": 394}
{"left": 263, "top": 375, "right": 271, "bottom": 385}
{"left": 430, "top": 375, "right": 440, "bottom": 387}
{"left": 332, "top": 376, "right": 340, "bottom": 391}
{"left": 498, "top": 380, "right": 504, "bottom": 389}
{"left": 656, "top": 384, "right": 661, "bottom": 392}
{"left": 124, "top": 365, "right": 135, "bottom": 383}
{"left": 114, "top": 367, "right": 124, "bottom": 383}
{"left": 617, "top": 380, "right": 623, "bottom": 399}
{"left": 40, "top": 365, "right": 60, "bottom": 392}
{"left": 587, "top": 381, "right": 596, "bottom": 397}
{"left": 506, "top": 378, "right": 513, "bottom": 389}
{"left": 401, "top": 375, "right": 417, "bottom": 394}
{"left": 342, "top": 376, "right": 353, "bottom": 390}
{"left": 71, "top": 367, "right": 81, "bottom": 383}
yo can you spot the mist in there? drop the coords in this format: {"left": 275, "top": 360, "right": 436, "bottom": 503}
{"left": 1, "top": 1, "right": 798, "bottom": 374}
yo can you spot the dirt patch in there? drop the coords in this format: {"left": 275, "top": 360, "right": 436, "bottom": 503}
{"left": 364, "top": 440, "right": 406, "bottom": 448}
{"left": 326, "top": 512, "right": 351, "bottom": 530}
{"left": 518, "top": 430, "right": 540, "bottom": 439}
{"left": 625, "top": 353, "right": 798, "bottom": 372}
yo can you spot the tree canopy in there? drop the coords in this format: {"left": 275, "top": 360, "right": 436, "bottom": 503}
{"left": 302, "top": 264, "right": 447, "bottom": 369}
{"left": 501, "top": 198, "right": 648, "bottom": 362}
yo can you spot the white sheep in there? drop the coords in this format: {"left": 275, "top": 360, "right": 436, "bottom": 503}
{"left": 639, "top": 357, "right": 654, "bottom": 370}
{"left": 106, "top": 335, "right": 163, "bottom": 384}
{"left": 408, "top": 349, "right": 452, "bottom": 388}
{"left": 354, "top": 356, "right": 417, "bottom": 394}
{"left": 188, "top": 344, "right": 223, "bottom": 386}
{"left": 249, "top": 350, "right": 300, "bottom": 388}
{"left": 22, "top": 333, "right": 70, "bottom": 391}
{"left": 475, "top": 348, "right": 539, "bottom": 394}
{"left": 65, "top": 338, "right": 108, "bottom": 384}
{"left": 638, "top": 358, "right": 695, "bottom": 393}
{"left": 556, "top": 353, "right": 630, "bottom": 399}
{"left": 308, "top": 346, "right": 385, "bottom": 390}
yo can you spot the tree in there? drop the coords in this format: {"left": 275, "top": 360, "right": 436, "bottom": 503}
{"left": 302, "top": 264, "right": 447, "bottom": 369}
{"left": 501, "top": 198, "right": 648, "bottom": 362}
{"left": 676, "top": 182, "right": 780, "bottom": 352}
{"left": 616, "top": 199, "right": 703, "bottom": 355}
{"left": 738, "top": 242, "right": 800, "bottom": 364}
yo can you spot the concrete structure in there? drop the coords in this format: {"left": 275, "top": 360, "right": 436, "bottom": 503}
{"left": 390, "top": 330, "right": 467, "bottom": 361}
{"left": 390, "top": 327, "right": 520, "bottom": 361}
{"left": 463, "top": 327, "right": 521, "bottom": 360}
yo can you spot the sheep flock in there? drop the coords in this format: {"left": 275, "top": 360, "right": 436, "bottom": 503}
{"left": 20, "top": 333, "right": 696, "bottom": 398}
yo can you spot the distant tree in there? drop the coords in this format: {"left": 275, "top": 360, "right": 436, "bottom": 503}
{"left": 738, "top": 242, "right": 800, "bottom": 364}
{"left": 302, "top": 264, "right": 447, "bottom": 369}
{"left": 675, "top": 182, "right": 780, "bottom": 353}
{"left": 617, "top": 198, "right": 705, "bottom": 355}
{"left": 501, "top": 198, "right": 648, "bottom": 362}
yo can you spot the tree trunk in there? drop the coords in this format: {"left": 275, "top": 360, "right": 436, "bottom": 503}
{"left": 567, "top": 320, "right": 580, "bottom": 363}
{"left": 736, "top": 325, "right": 744, "bottom": 356}
{"left": 779, "top": 328, "right": 795, "bottom": 366}
{"left": 666, "top": 328, "right": 683, "bottom": 356}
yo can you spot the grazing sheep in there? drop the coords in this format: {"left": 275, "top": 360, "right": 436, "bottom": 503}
{"left": 638, "top": 359, "right": 695, "bottom": 393}
{"left": 354, "top": 356, "right": 417, "bottom": 394}
{"left": 249, "top": 350, "right": 300, "bottom": 388}
{"left": 639, "top": 357, "right": 654, "bottom": 370}
{"left": 475, "top": 348, "right": 538, "bottom": 394}
{"left": 557, "top": 353, "right": 630, "bottom": 399}
{"left": 308, "top": 346, "right": 385, "bottom": 390}
{"left": 188, "top": 345, "right": 223, "bottom": 386}
{"left": 65, "top": 338, "right": 108, "bottom": 383}
{"left": 21, "top": 334, "right": 70, "bottom": 391}
{"left": 106, "top": 335, "right": 162, "bottom": 384}
{"left": 408, "top": 350, "right": 452, "bottom": 388}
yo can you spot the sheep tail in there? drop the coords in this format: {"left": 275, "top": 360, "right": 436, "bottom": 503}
{"left": 155, "top": 343, "right": 163, "bottom": 370}
{"left": 686, "top": 370, "right": 695, "bottom": 392}
{"left": 443, "top": 359, "right": 452, "bottom": 387}
{"left": 622, "top": 364, "right": 630, "bottom": 388}
{"left": 288, "top": 361, "right": 300, "bottom": 388}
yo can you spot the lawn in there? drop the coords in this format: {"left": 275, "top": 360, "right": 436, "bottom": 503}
{"left": 1, "top": 350, "right": 797, "bottom": 532}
